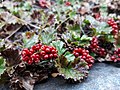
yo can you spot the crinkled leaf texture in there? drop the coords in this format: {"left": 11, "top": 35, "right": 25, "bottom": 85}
{"left": 39, "top": 28, "right": 56, "bottom": 45}
{"left": 55, "top": 54, "right": 89, "bottom": 82}
{"left": 22, "top": 33, "right": 38, "bottom": 48}
{"left": 0, "top": 57, "right": 6, "bottom": 77}
{"left": 51, "top": 40, "right": 66, "bottom": 56}
{"left": 85, "top": 15, "right": 112, "bottom": 35}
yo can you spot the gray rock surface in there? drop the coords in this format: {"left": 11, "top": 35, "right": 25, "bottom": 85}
{"left": 0, "top": 63, "right": 120, "bottom": 90}
{"left": 34, "top": 63, "right": 120, "bottom": 90}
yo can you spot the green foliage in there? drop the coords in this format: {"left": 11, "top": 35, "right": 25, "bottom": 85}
{"left": 67, "top": 24, "right": 81, "bottom": 36}
{"left": 39, "top": 29, "right": 55, "bottom": 45}
{"left": 23, "top": 33, "right": 38, "bottom": 48}
{"left": 51, "top": 40, "right": 66, "bottom": 56}
{"left": 64, "top": 52, "right": 75, "bottom": 62}
{"left": 55, "top": 55, "right": 88, "bottom": 81}
{"left": 0, "top": 57, "right": 6, "bottom": 77}
{"left": 85, "top": 15, "right": 112, "bottom": 35}
{"left": 69, "top": 11, "right": 76, "bottom": 19}
{"left": 56, "top": 0, "right": 64, "bottom": 4}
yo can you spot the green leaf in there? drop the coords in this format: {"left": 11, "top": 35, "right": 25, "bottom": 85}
{"left": 79, "top": 40, "right": 90, "bottom": 47}
{"left": 67, "top": 24, "right": 81, "bottom": 37}
{"left": 83, "top": 19, "right": 90, "bottom": 24}
{"left": 85, "top": 15, "right": 99, "bottom": 25}
{"left": 85, "top": 15, "right": 112, "bottom": 35}
{"left": 105, "top": 35, "right": 115, "bottom": 43}
{"left": 80, "top": 35, "right": 92, "bottom": 41}
{"left": 59, "top": 67, "right": 85, "bottom": 80}
{"left": 0, "top": 57, "right": 6, "bottom": 77}
{"left": 69, "top": 11, "right": 76, "bottom": 19}
{"left": 50, "top": 40, "right": 66, "bottom": 56}
{"left": 23, "top": 33, "right": 38, "bottom": 48}
{"left": 22, "top": 2, "right": 31, "bottom": 11}
{"left": 96, "top": 23, "right": 112, "bottom": 34}
{"left": 39, "top": 29, "right": 55, "bottom": 45}
{"left": 56, "top": 0, "right": 64, "bottom": 4}
{"left": 55, "top": 55, "right": 88, "bottom": 81}
{"left": 68, "top": 24, "right": 80, "bottom": 32}
{"left": 64, "top": 52, "right": 75, "bottom": 62}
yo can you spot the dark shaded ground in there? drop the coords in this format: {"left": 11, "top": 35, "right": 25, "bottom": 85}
{"left": 0, "top": 63, "right": 120, "bottom": 90}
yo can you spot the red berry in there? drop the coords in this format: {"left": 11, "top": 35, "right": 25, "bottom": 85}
{"left": 82, "top": 49, "right": 86, "bottom": 53}
{"left": 44, "top": 55, "right": 49, "bottom": 59}
{"left": 39, "top": 0, "right": 48, "bottom": 8}
{"left": 101, "top": 48, "right": 105, "bottom": 52}
{"left": 51, "top": 49, "right": 56, "bottom": 53}
{"left": 111, "top": 56, "right": 116, "bottom": 60}
{"left": 45, "top": 48, "right": 50, "bottom": 53}
{"left": 36, "top": 44, "right": 42, "bottom": 50}
{"left": 41, "top": 46, "right": 46, "bottom": 50}
{"left": 30, "top": 49, "right": 34, "bottom": 54}
{"left": 49, "top": 54, "right": 53, "bottom": 58}
{"left": 40, "top": 51, "right": 46, "bottom": 55}
{"left": 48, "top": 46, "right": 53, "bottom": 50}
{"left": 22, "top": 56, "right": 29, "bottom": 61}
{"left": 86, "top": 50, "right": 89, "bottom": 54}
{"left": 22, "top": 49, "right": 30, "bottom": 55}
{"left": 118, "top": 54, "right": 120, "bottom": 57}
{"left": 75, "top": 48, "right": 80, "bottom": 52}
{"left": 53, "top": 54, "right": 58, "bottom": 58}
{"left": 32, "top": 45, "right": 37, "bottom": 50}
{"left": 27, "top": 59, "right": 33, "bottom": 65}
{"left": 88, "top": 64, "right": 93, "bottom": 68}
{"left": 92, "top": 43, "right": 97, "bottom": 48}
{"left": 118, "top": 48, "right": 120, "bottom": 52}
{"left": 78, "top": 48, "right": 82, "bottom": 53}
{"left": 34, "top": 58, "right": 40, "bottom": 63}
{"left": 31, "top": 54, "right": 36, "bottom": 59}
{"left": 81, "top": 55, "right": 86, "bottom": 59}
{"left": 112, "top": 25, "right": 118, "bottom": 29}
{"left": 74, "top": 53, "right": 79, "bottom": 57}
{"left": 83, "top": 53, "right": 87, "bottom": 56}
{"left": 117, "top": 58, "right": 120, "bottom": 61}
{"left": 65, "top": 1, "right": 71, "bottom": 6}
{"left": 35, "top": 54, "right": 40, "bottom": 59}
{"left": 112, "top": 29, "right": 118, "bottom": 35}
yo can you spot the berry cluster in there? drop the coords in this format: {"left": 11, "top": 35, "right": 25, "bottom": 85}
{"left": 21, "top": 43, "right": 58, "bottom": 65}
{"left": 40, "top": 45, "right": 58, "bottom": 60}
{"left": 73, "top": 48, "right": 94, "bottom": 68}
{"left": 89, "top": 37, "right": 106, "bottom": 57}
{"left": 107, "top": 18, "right": 119, "bottom": 35}
{"left": 111, "top": 48, "right": 120, "bottom": 62}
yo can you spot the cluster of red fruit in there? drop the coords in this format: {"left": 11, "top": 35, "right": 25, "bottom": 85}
{"left": 73, "top": 48, "right": 94, "bottom": 68}
{"left": 21, "top": 43, "right": 58, "bottom": 65}
{"left": 107, "top": 18, "right": 119, "bottom": 35}
{"left": 89, "top": 37, "right": 106, "bottom": 57}
{"left": 111, "top": 48, "right": 120, "bottom": 62}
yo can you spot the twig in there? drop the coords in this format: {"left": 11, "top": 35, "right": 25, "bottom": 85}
{"left": 16, "top": 18, "right": 40, "bottom": 29}
{"left": 78, "top": 14, "right": 85, "bottom": 35}
{"left": 5, "top": 26, "right": 22, "bottom": 41}
{"left": 56, "top": 17, "right": 70, "bottom": 30}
